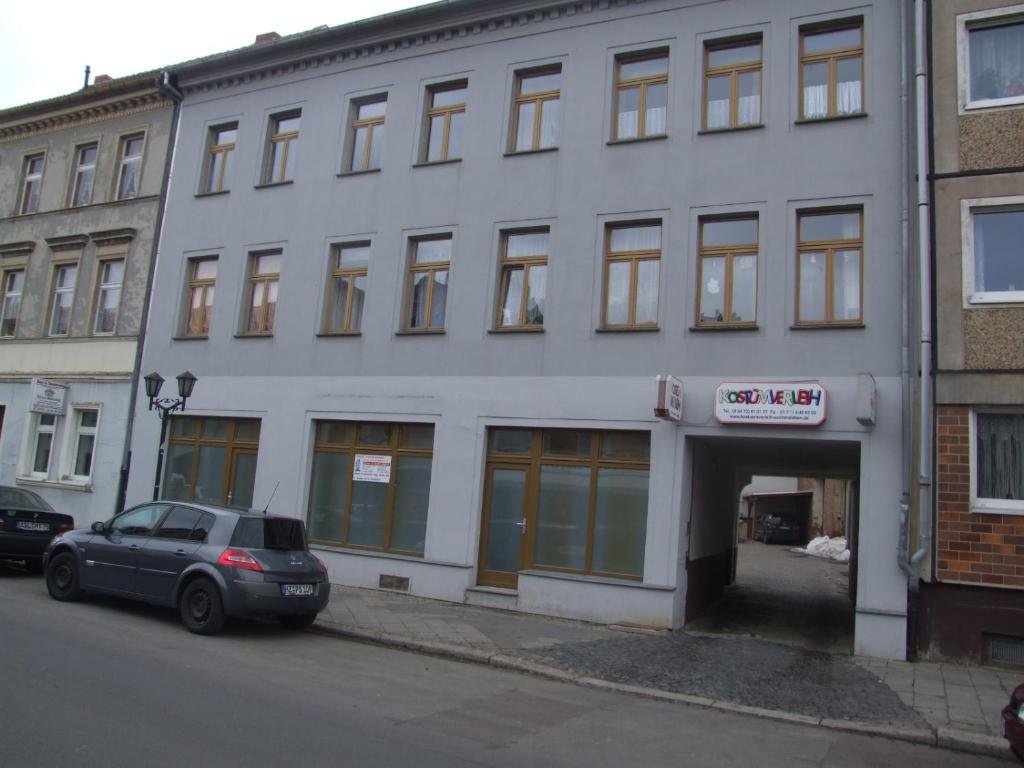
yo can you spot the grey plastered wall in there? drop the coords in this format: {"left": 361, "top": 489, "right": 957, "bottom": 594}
{"left": 131, "top": 0, "right": 910, "bottom": 654}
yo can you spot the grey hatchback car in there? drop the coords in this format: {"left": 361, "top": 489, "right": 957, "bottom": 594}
{"left": 43, "top": 501, "right": 330, "bottom": 635}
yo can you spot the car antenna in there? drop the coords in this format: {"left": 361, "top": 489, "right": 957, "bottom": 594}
{"left": 261, "top": 481, "right": 280, "bottom": 514}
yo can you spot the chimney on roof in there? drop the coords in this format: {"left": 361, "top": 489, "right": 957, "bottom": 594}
{"left": 255, "top": 32, "right": 281, "bottom": 44}
{"left": 94, "top": 74, "right": 113, "bottom": 85}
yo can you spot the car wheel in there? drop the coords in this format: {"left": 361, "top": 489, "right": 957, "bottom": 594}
{"left": 24, "top": 558, "right": 44, "bottom": 575}
{"left": 46, "top": 552, "right": 82, "bottom": 601}
{"left": 179, "top": 578, "right": 226, "bottom": 635}
{"left": 278, "top": 612, "right": 318, "bottom": 630}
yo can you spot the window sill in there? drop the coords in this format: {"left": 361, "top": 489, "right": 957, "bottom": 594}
{"left": 968, "top": 293, "right": 1024, "bottom": 305}
{"left": 253, "top": 180, "right": 294, "bottom": 189}
{"left": 606, "top": 134, "right": 668, "bottom": 146}
{"left": 795, "top": 112, "right": 868, "bottom": 125}
{"left": 16, "top": 476, "right": 93, "bottom": 493}
{"left": 309, "top": 542, "right": 472, "bottom": 568}
{"left": 395, "top": 328, "right": 446, "bottom": 336}
{"left": 172, "top": 334, "right": 209, "bottom": 341}
{"left": 690, "top": 323, "right": 759, "bottom": 332}
{"left": 316, "top": 331, "right": 362, "bottom": 337}
{"left": 337, "top": 168, "right": 381, "bottom": 178}
{"left": 233, "top": 332, "right": 275, "bottom": 339}
{"left": 970, "top": 503, "right": 1024, "bottom": 517}
{"left": 697, "top": 123, "right": 764, "bottom": 136}
{"left": 195, "top": 189, "right": 230, "bottom": 198}
{"left": 595, "top": 326, "right": 660, "bottom": 333}
{"left": 520, "top": 569, "right": 671, "bottom": 590}
{"left": 487, "top": 327, "right": 544, "bottom": 334}
{"left": 790, "top": 322, "right": 865, "bottom": 330}
{"left": 412, "top": 158, "right": 462, "bottom": 168}
{"left": 503, "top": 147, "right": 558, "bottom": 158}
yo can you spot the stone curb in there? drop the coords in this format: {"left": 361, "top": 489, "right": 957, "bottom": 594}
{"left": 311, "top": 620, "right": 1014, "bottom": 762}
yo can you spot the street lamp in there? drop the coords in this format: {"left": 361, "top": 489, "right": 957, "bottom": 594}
{"left": 144, "top": 370, "right": 197, "bottom": 500}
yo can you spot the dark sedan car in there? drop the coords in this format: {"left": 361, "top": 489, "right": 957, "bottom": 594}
{"left": 0, "top": 486, "right": 74, "bottom": 573}
{"left": 43, "top": 501, "right": 330, "bottom": 635}
{"left": 1005, "top": 682, "right": 1024, "bottom": 763}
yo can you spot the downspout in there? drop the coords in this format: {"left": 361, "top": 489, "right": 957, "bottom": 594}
{"left": 114, "top": 71, "right": 182, "bottom": 514}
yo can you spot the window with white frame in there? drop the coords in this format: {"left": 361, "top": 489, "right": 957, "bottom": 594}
{"left": 116, "top": 134, "right": 144, "bottom": 200}
{"left": 2, "top": 269, "right": 24, "bottom": 337}
{"left": 959, "top": 6, "right": 1024, "bottom": 111}
{"left": 94, "top": 259, "right": 124, "bottom": 334}
{"left": 962, "top": 197, "right": 1024, "bottom": 304}
{"left": 972, "top": 411, "right": 1024, "bottom": 514}
{"left": 29, "top": 414, "right": 57, "bottom": 478}
{"left": 69, "top": 408, "right": 99, "bottom": 481}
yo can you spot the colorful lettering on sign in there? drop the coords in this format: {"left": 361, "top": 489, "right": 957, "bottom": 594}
{"left": 717, "top": 387, "right": 823, "bottom": 406}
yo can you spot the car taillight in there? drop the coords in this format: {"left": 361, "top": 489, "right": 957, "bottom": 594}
{"left": 217, "top": 548, "right": 263, "bottom": 572}
{"left": 0, "top": 520, "right": 4, "bottom": 529}
{"left": 312, "top": 555, "right": 328, "bottom": 575}
{"left": 57, "top": 523, "right": 74, "bottom": 533}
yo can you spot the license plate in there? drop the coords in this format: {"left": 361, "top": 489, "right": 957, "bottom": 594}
{"left": 281, "top": 583, "right": 314, "bottom": 597}
{"left": 16, "top": 521, "right": 50, "bottom": 532}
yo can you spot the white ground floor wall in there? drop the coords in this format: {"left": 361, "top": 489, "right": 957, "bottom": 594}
{"left": 124, "top": 373, "right": 909, "bottom": 658}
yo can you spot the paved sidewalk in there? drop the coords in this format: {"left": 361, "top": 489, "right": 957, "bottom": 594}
{"left": 313, "top": 584, "right": 1019, "bottom": 762}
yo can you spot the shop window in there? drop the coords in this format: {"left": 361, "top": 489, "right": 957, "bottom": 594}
{"left": 959, "top": 8, "right": 1024, "bottom": 110}
{"left": 972, "top": 411, "right": 1024, "bottom": 514}
{"left": 613, "top": 50, "right": 668, "bottom": 140}
{"left": 510, "top": 67, "right": 561, "bottom": 152}
{"left": 796, "top": 208, "right": 863, "bottom": 325}
{"left": 163, "top": 417, "right": 261, "bottom": 508}
{"left": 703, "top": 37, "right": 762, "bottom": 130}
{"left": 697, "top": 216, "right": 758, "bottom": 327}
{"left": 495, "top": 229, "right": 547, "bottom": 330}
{"left": 478, "top": 428, "right": 650, "bottom": 587}
{"left": 799, "top": 20, "right": 864, "bottom": 120}
{"left": 962, "top": 198, "right": 1024, "bottom": 304}
{"left": 307, "top": 421, "right": 434, "bottom": 556}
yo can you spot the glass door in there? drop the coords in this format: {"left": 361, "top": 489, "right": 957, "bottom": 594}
{"left": 226, "top": 448, "right": 258, "bottom": 509}
{"left": 477, "top": 466, "right": 528, "bottom": 588}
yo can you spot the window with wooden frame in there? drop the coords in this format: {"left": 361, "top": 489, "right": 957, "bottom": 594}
{"left": 93, "top": 258, "right": 124, "bottom": 335}
{"left": 243, "top": 251, "right": 280, "bottom": 335}
{"left": 697, "top": 216, "right": 758, "bottom": 327}
{"left": 261, "top": 111, "right": 300, "bottom": 184}
{"left": 69, "top": 143, "right": 97, "bottom": 207}
{"left": 1, "top": 269, "right": 24, "bottom": 337}
{"left": 799, "top": 20, "right": 864, "bottom": 120}
{"left": 323, "top": 242, "right": 369, "bottom": 334}
{"left": 602, "top": 222, "right": 660, "bottom": 329}
{"left": 307, "top": 421, "right": 435, "bottom": 556}
{"left": 48, "top": 263, "right": 78, "bottom": 337}
{"left": 182, "top": 257, "right": 217, "bottom": 337}
{"left": 478, "top": 428, "right": 650, "bottom": 586}
{"left": 115, "top": 134, "right": 144, "bottom": 200}
{"left": 404, "top": 235, "right": 451, "bottom": 332}
{"left": 18, "top": 153, "right": 44, "bottom": 215}
{"left": 422, "top": 82, "right": 466, "bottom": 162}
{"left": 796, "top": 208, "right": 863, "bottom": 325}
{"left": 613, "top": 50, "right": 668, "bottom": 140}
{"left": 163, "top": 417, "right": 261, "bottom": 508}
{"left": 703, "top": 37, "right": 762, "bottom": 130}
{"left": 347, "top": 97, "right": 386, "bottom": 172}
{"left": 510, "top": 67, "right": 561, "bottom": 152}
{"left": 203, "top": 123, "right": 237, "bottom": 193}
{"left": 496, "top": 229, "right": 547, "bottom": 330}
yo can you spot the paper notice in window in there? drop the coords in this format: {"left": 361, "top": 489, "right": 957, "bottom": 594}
{"left": 353, "top": 454, "right": 392, "bottom": 483}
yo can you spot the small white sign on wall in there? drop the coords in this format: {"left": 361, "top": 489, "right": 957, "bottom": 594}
{"left": 30, "top": 378, "right": 68, "bottom": 415}
{"left": 353, "top": 454, "right": 392, "bottom": 483}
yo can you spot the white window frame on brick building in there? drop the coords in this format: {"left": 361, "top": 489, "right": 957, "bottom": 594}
{"left": 969, "top": 409, "right": 1024, "bottom": 515}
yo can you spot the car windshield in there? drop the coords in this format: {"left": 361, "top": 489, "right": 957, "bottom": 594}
{"left": 230, "top": 517, "right": 307, "bottom": 550}
{"left": 0, "top": 487, "right": 52, "bottom": 511}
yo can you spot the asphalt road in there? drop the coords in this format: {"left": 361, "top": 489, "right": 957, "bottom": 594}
{"left": 0, "top": 565, "right": 1008, "bottom": 768}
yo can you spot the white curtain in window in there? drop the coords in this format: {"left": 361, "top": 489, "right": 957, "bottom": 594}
{"left": 707, "top": 99, "right": 730, "bottom": 129}
{"left": 617, "top": 110, "right": 639, "bottom": 138}
{"left": 837, "top": 81, "right": 862, "bottom": 114}
{"left": 974, "top": 215, "right": 987, "bottom": 292}
{"left": 977, "top": 414, "right": 1024, "bottom": 501}
{"left": 970, "top": 24, "right": 1024, "bottom": 100}
{"left": 737, "top": 94, "right": 760, "bottom": 125}
{"left": 803, "top": 85, "right": 827, "bottom": 118}
{"left": 645, "top": 105, "right": 667, "bottom": 135}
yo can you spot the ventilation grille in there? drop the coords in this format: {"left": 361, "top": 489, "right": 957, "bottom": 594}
{"left": 986, "top": 635, "right": 1024, "bottom": 669}
{"left": 379, "top": 574, "right": 410, "bottom": 592}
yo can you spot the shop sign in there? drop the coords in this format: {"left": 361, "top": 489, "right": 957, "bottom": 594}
{"left": 714, "top": 381, "right": 826, "bottom": 426}
{"left": 353, "top": 454, "right": 392, "bottom": 483}
{"left": 655, "top": 375, "right": 683, "bottom": 423}
{"left": 30, "top": 378, "right": 68, "bottom": 415}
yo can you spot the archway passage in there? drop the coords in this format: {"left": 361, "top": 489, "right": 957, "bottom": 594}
{"left": 684, "top": 436, "right": 859, "bottom": 654}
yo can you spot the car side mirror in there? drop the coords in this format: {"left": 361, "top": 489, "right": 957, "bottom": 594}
{"left": 91, "top": 521, "right": 109, "bottom": 534}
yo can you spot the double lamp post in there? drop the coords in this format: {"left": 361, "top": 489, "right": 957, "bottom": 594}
{"left": 143, "top": 370, "right": 197, "bottom": 501}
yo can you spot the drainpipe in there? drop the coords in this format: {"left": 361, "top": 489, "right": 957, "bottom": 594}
{"left": 113, "top": 71, "right": 182, "bottom": 514}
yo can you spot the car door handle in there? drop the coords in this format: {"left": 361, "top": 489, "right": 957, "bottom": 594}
{"left": 174, "top": 549, "right": 188, "bottom": 557}
{"left": 129, "top": 544, "right": 141, "bottom": 551}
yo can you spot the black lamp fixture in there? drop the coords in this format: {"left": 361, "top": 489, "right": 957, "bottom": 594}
{"left": 144, "top": 371, "right": 197, "bottom": 500}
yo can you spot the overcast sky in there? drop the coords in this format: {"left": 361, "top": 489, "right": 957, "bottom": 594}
{"left": 0, "top": 0, "right": 427, "bottom": 110}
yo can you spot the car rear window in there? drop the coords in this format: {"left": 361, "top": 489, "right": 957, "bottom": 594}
{"left": 230, "top": 517, "right": 307, "bottom": 550}
{"left": 0, "top": 487, "right": 52, "bottom": 511}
